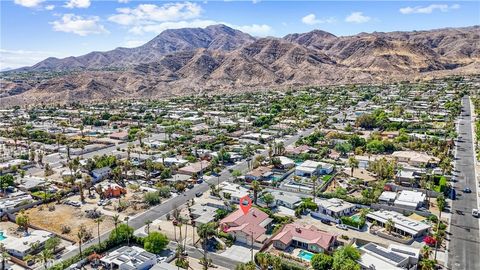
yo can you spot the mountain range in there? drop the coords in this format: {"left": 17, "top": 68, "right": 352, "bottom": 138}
{"left": 1, "top": 24, "right": 479, "bottom": 106}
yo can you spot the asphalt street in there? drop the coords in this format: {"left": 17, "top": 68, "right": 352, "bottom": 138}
{"left": 448, "top": 96, "right": 480, "bottom": 270}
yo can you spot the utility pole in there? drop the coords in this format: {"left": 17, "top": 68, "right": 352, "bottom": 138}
{"left": 250, "top": 230, "right": 254, "bottom": 263}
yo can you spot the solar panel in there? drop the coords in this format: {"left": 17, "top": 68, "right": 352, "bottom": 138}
{"left": 364, "top": 244, "right": 406, "bottom": 263}
{"left": 391, "top": 248, "right": 416, "bottom": 257}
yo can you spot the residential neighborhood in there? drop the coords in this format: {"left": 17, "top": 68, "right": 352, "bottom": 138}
{"left": 0, "top": 76, "right": 478, "bottom": 270}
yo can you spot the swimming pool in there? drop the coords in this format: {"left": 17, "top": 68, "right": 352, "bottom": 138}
{"left": 0, "top": 232, "right": 7, "bottom": 241}
{"left": 351, "top": 215, "right": 362, "bottom": 222}
{"left": 298, "top": 250, "right": 314, "bottom": 261}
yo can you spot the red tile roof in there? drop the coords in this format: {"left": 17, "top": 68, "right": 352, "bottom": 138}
{"left": 272, "top": 223, "right": 335, "bottom": 250}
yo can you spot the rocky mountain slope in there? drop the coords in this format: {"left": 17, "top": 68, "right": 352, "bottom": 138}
{"left": 1, "top": 25, "right": 479, "bottom": 105}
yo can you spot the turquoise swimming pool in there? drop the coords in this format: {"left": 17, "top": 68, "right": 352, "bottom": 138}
{"left": 298, "top": 250, "right": 314, "bottom": 261}
{"left": 0, "top": 232, "right": 7, "bottom": 241}
{"left": 351, "top": 215, "right": 362, "bottom": 222}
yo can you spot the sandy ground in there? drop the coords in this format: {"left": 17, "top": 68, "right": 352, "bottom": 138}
{"left": 24, "top": 203, "right": 115, "bottom": 242}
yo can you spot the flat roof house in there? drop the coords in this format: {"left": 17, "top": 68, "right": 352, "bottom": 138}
{"left": 177, "top": 160, "right": 210, "bottom": 176}
{"left": 394, "top": 190, "right": 426, "bottom": 210}
{"left": 100, "top": 246, "right": 157, "bottom": 270}
{"left": 219, "top": 182, "right": 249, "bottom": 203}
{"left": 272, "top": 223, "right": 336, "bottom": 253}
{"left": 358, "top": 243, "right": 420, "bottom": 270}
{"left": 313, "top": 198, "right": 356, "bottom": 219}
{"left": 109, "top": 131, "right": 129, "bottom": 141}
{"left": 220, "top": 208, "right": 272, "bottom": 247}
{"left": 271, "top": 191, "right": 302, "bottom": 209}
{"left": 366, "top": 210, "right": 431, "bottom": 238}
{"left": 295, "top": 160, "right": 333, "bottom": 177}
{"left": 3, "top": 230, "right": 52, "bottom": 259}
{"left": 391, "top": 151, "right": 440, "bottom": 167}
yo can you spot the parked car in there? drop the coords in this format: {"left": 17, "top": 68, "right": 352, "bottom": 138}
{"left": 97, "top": 199, "right": 105, "bottom": 206}
{"left": 195, "top": 192, "right": 203, "bottom": 197}
{"left": 463, "top": 187, "right": 472, "bottom": 193}
{"left": 473, "top": 209, "right": 479, "bottom": 218}
{"left": 336, "top": 224, "right": 348, "bottom": 230}
{"left": 320, "top": 219, "right": 331, "bottom": 225}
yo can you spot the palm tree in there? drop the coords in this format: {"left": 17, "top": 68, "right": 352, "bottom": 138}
{"left": 145, "top": 220, "right": 153, "bottom": 234}
{"left": 359, "top": 208, "right": 370, "bottom": 220}
{"left": 0, "top": 243, "right": 10, "bottom": 270}
{"left": 113, "top": 215, "right": 120, "bottom": 233}
{"left": 36, "top": 248, "right": 54, "bottom": 269}
{"left": 94, "top": 217, "right": 104, "bottom": 246}
{"left": 421, "top": 245, "right": 432, "bottom": 259}
{"left": 348, "top": 156, "right": 359, "bottom": 176}
{"left": 385, "top": 218, "right": 395, "bottom": 234}
{"left": 197, "top": 222, "right": 217, "bottom": 270}
{"left": 419, "top": 258, "right": 436, "bottom": 270}
{"left": 251, "top": 180, "right": 261, "bottom": 205}
{"left": 311, "top": 175, "right": 318, "bottom": 200}
{"left": 77, "top": 224, "right": 88, "bottom": 256}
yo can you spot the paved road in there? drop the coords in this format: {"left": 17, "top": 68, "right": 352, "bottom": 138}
{"left": 448, "top": 96, "right": 480, "bottom": 270}
{"left": 57, "top": 126, "right": 317, "bottom": 266}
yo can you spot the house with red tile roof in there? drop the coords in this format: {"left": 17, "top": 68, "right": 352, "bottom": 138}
{"left": 272, "top": 223, "right": 336, "bottom": 253}
{"left": 220, "top": 208, "right": 273, "bottom": 247}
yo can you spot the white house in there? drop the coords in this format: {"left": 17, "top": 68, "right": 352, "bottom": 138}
{"left": 3, "top": 230, "right": 53, "bottom": 259}
{"left": 295, "top": 160, "right": 333, "bottom": 177}
{"left": 100, "top": 246, "right": 157, "bottom": 270}
{"left": 313, "top": 198, "right": 356, "bottom": 219}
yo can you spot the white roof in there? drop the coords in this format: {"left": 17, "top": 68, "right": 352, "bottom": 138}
{"left": 379, "top": 191, "right": 397, "bottom": 201}
{"left": 3, "top": 230, "right": 52, "bottom": 253}
{"left": 396, "top": 190, "right": 426, "bottom": 204}
{"left": 366, "top": 210, "right": 430, "bottom": 235}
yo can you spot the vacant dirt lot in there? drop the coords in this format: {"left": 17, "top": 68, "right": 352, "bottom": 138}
{"left": 24, "top": 204, "right": 115, "bottom": 242}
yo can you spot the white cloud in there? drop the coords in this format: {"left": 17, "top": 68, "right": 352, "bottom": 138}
{"left": 235, "top": 24, "right": 271, "bottom": 36}
{"left": 118, "top": 0, "right": 130, "bottom": 3}
{"left": 50, "top": 14, "right": 108, "bottom": 36}
{"left": 108, "top": 2, "right": 203, "bottom": 26}
{"left": 399, "top": 4, "right": 460, "bottom": 14}
{"left": 13, "top": 0, "right": 44, "bottom": 8}
{"left": 0, "top": 49, "right": 67, "bottom": 69}
{"left": 64, "top": 0, "right": 91, "bottom": 9}
{"left": 301, "top": 14, "right": 336, "bottom": 25}
{"left": 345, "top": 11, "right": 371, "bottom": 23}
{"left": 45, "top": 5, "right": 55, "bottom": 10}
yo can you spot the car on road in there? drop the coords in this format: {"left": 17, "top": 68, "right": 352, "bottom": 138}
{"left": 463, "top": 187, "right": 472, "bottom": 193}
{"left": 320, "top": 219, "right": 331, "bottom": 225}
{"left": 336, "top": 224, "right": 348, "bottom": 230}
{"left": 195, "top": 192, "right": 203, "bottom": 197}
{"left": 473, "top": 209, "right": 479, "bottom": 218}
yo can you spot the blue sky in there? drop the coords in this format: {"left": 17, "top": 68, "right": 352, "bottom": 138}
{"left": 1, "top": 0, "right": 479, "bottom": 69}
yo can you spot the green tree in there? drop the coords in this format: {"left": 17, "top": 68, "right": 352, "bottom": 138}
{"left": 109, "top": 223, "right": 133, "bottom": 245}
{"left": 311, "top": 253, "right": 333, "bottom": 270}
{"left": 144, "top": 232, "right": 169, "bottom": 254}
{"left": 261, "top": 193, "right": 275, "bottom": 208}
{"left": 197, "top": 222, "right": 217, "bottom": 270}
{"left": 45, "top": 236, "right": 61, "bottom": 254}
{"left": 332, "top": 245, "right": 361, "bottom": 270}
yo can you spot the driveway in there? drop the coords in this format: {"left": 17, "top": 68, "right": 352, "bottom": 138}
{"left": 219, "top": 243, "right": 258, "bottom": 263}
